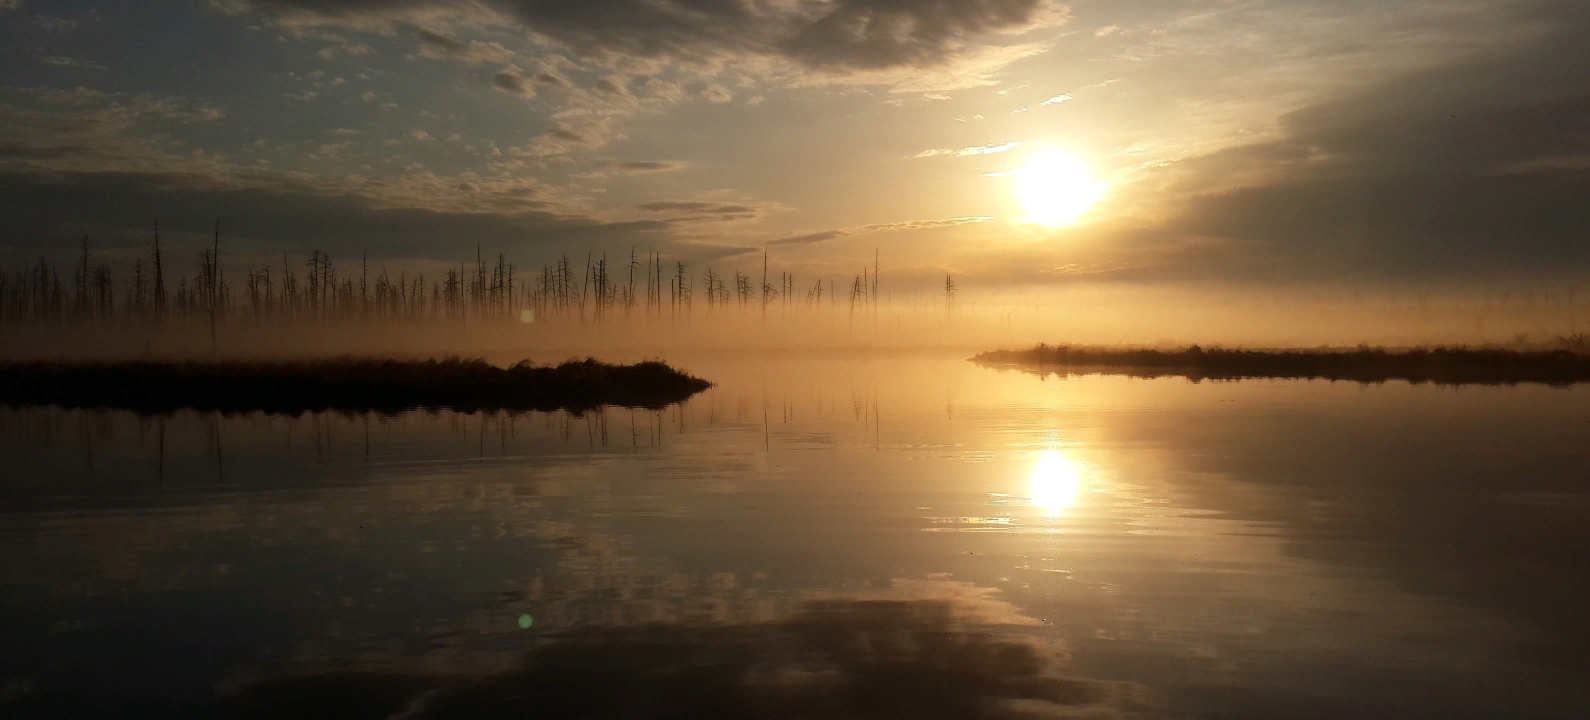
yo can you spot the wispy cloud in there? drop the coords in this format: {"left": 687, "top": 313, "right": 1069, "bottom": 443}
{"left": 635, "top": 200, "right": 769, "bottom": 223}
{"left": 39, "top": 56, "right": 105, "bottom": 70}
{"left": 315, "top": 42, "right": 372, "bottom": 61}
{"left": 614, "top": 161, "right": 683, "bottom": 173}
{"left": 492, "top": 66, "right": 537, "bottom": 98}
{"left": 915, "top": 142, "right": 1023, "bottom": 159}
{"left": 412, "top": 29, "right": 515, "bottom": 66}
{"left": 771, "top": 216, "right": 993, "bottom": 245}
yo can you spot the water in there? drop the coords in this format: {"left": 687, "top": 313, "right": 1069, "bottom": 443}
{"left": 2, "top": 354, "right": 1589, "bottom": 718}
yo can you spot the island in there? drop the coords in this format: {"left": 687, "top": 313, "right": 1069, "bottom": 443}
{"left": 0, "top": 357, "right": 712, "bottom": 415}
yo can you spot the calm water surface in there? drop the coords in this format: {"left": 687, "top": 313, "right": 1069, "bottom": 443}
{"left": 2, "top": 354, "right": 1589, "bottom": 718}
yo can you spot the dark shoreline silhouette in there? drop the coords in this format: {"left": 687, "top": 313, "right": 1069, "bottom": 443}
{"left": 971, "top": 344, "right": 1590, "bottom": 386}
{"left": 0, "top": 357, "right": 711, "bottom": 415}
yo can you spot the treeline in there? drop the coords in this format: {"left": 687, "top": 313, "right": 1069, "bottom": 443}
{"left": 971, "top": 342, "right": 1590, "bottom": 385}
{"left": 0, "top": 223, "right": 891, "bottom": 325}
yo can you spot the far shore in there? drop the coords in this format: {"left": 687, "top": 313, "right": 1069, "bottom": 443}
{"left": 971, "top": 344, "right": 1590, "bottom": 386}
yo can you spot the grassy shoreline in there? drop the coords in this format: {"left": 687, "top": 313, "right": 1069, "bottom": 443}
{"left": 971, "top": 344, "right": 1590, "bottom": 386}
{"left": 0, "top": 357, "right": 711, "bottom": 415}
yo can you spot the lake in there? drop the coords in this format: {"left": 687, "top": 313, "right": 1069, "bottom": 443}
{"left": 2, "top": 353, "right": 1588, "bottom": 719}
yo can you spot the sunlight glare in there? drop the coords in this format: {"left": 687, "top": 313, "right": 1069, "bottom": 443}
{"left": 1029, "top": 450, "right": 1081, "bottom": 514}
{"left": 1016, "top": 150, "right": 1105, "bottom": 226}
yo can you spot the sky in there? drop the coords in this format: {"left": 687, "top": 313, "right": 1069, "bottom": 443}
{"left": 1, "top": 0, "right": 1588, "bottom": 292}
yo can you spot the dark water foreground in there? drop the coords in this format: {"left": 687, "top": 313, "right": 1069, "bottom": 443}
{"left": 972, "top": 344, "right": 1590, "bottom": 385}
{"left": 0, "top": 358, "right": 711, "bottom": 415}
{"left": 2, "top": 354, "right": 1588, "bottom": 719}
{"left": 24, "top": 597, "right": 1130, "bottom": 720}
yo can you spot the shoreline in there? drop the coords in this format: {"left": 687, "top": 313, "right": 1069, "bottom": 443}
{"left": 971, "top": 344, "right": 1590, "bottom": 386}
{"left": 0, "top": 357, "right": 712, "bottom": 416}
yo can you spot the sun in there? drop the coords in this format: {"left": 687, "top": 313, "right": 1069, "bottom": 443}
{"left": 1016, "top": 149, "right": 1105, "bottom": 226}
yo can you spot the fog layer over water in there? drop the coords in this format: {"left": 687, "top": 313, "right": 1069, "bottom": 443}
{"left": 5, "top": 284, "right": 1590, "bottom": 360}
{"left": 2, "top": 354, "right": 1588, "bottom": 718}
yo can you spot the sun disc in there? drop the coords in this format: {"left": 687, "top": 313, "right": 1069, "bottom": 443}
{"left": 1017, "top": 150, "right": 1105, "bottom": 226}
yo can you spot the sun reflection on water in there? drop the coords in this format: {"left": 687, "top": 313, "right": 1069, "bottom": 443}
{"left": 1030, "top": 450, "right": 1081, "bottom": 514}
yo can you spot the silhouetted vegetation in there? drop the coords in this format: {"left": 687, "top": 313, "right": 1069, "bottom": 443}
{"left": 0, "top": 224, "right": 886, "bottom": 328}
{"left": 973, "top": 343, "right": 1590, "bottom": 386}
{"left": 0, "top": 357, "right": 711, "bottom": 415}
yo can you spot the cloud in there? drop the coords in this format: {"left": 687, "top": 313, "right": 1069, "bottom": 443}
{"left": 614, "top": 160, "right": 682, "bottom": 173}
{"left": 492, "top": 62, "right": 580, "bottom": 100}
{"left": 533, "top": 71, "right": 573, "bottom": 90}
{"left": 491, "top": 67, "right": 536, "bottom": 97}
{"left": 1094, "top": 25, "right": 1118, "bottom": 37}
{"left": 771, "top": 216, "right": 993, "bottom": 245}
{"left": 1116, "top": 4, "right": 1590, "bottom": 282}
{"left": 644, "top": 78, "right": 684, "bottom": 103}
{"left": 410, "top": 129, "right": 432, "bottom": 141}
{"left": 413, "top": 28, "right": 516, "bottom": 66}
{"left": 210, "top": 0, "right": 1069, "bottom": 90}
{"left": 1039, "top": 93, "right": 1070, "bottom": 106}
{"left": 769, "top": 229, "right": 847, "bottom": 246}
{"left": 39, "top": 56, "right": 105, "bottom": 70}
{"left": 307, "top": 141, "right": 351, "bottom": 159}
{"left": 0, "top": 167, "right": 670, "bottom": 261}
{"left": 637, "top": 201, "right": 750, "bottom": 213}
{"left": 0, "top": 87, "right": 230, "bottom": 179}
{"left": 315, "top": 42, "right": 373, "bottom": 61}
{"left": 0, "top": 83, "right": 709, "bottom": 266}
{"left": 33, "top": 14, "right": 75, "bottom": 32}
{"left": 593, "top": 76, "right": 630, "bottom": 97}
{"left": 635, "top": 199, "right": 770, "bottom": 223}
{"left": 518, "top": 113, "right": 625, "bottom": 157}
{"left": 914, "top": 142, "right": 1022, "bottom": 158}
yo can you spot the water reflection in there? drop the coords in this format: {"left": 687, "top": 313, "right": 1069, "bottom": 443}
{"left": 3, "top": 354, "right": 1590, "bottom": 718}
{"left": 1029, "top": 450, "right": 1081, "bottom": 515}
{"left": 214, "top": 587, "right": 1141, "bottom": 720}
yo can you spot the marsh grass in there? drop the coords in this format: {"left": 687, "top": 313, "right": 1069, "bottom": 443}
{"left": 972, "top": 343, "right": 1590, "bottom": 386}
{"left": 0, "top": 357, "right": 712, "bottom": 415}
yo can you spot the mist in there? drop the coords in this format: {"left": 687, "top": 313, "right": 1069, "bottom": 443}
{"left": 4, "top": 281, "right": 1587, "bottom": 362}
